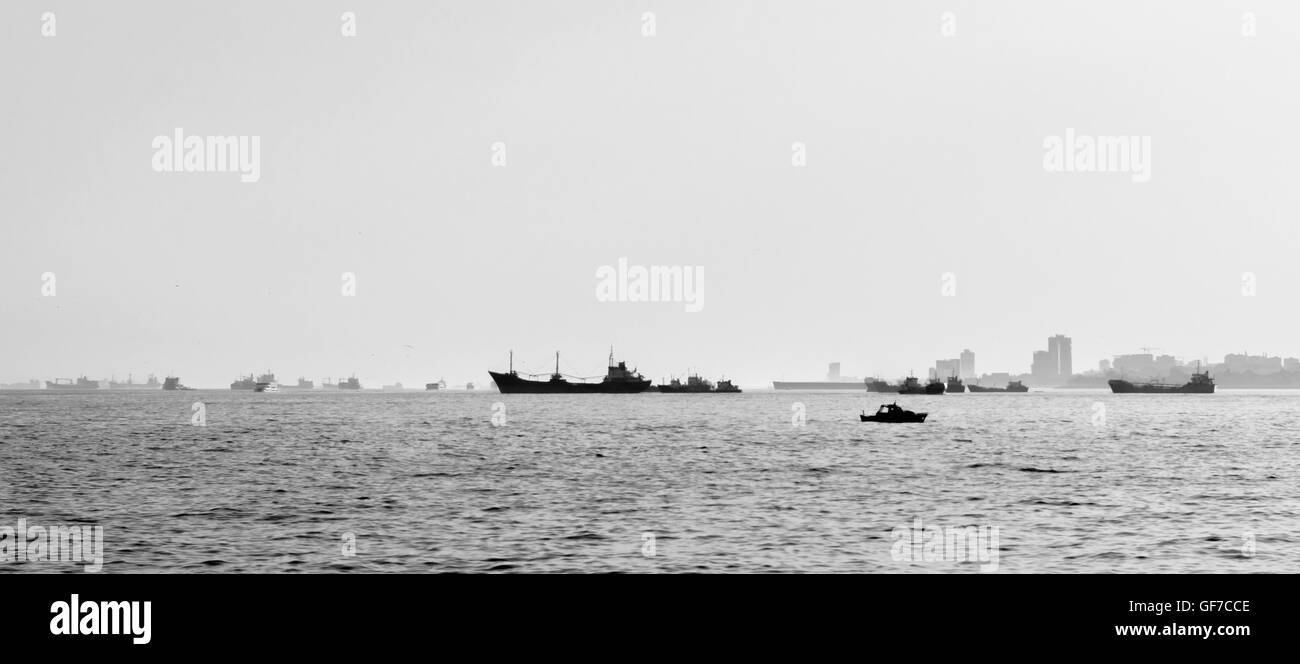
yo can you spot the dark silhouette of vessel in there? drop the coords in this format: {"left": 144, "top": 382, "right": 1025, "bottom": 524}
{"left": 424, "top": 379, "right": 446, "bottom": 391}
{"left": 896, "top": 375, "right": 925, "bottom": 395}
{"left": 925, "top": 375, "right": 946, "bottom": 394}
{"left": 866, "top": 379, "right": 897, "bottom": 393}
{"left": 967, "top": 380, "right": 1029, "bottom": 393}
{"left": 162, "top": 376, "right": 193, "bottom": 390}
{"left": 860, "top": 402, "right": 928, "bottom": 423}
{"left": 338, "top": 375, "right": 361, "bottom": 390}
{"left": 1109, "top": 369, "right": 1215, "bottom": 394}
{"left": 47, "top": 376, "right": 100, "bottom": 389}
{"left": 945, "top": 374, "right": 965, "bottom": 393}
{"left": 489, "top": 350, "right": 651, "bottom": 394}
{"left": 656, "top": 374, "right": 742, "bottom": 393}
{"left": 109, "top": 373, "right": 161, "bottom": 389}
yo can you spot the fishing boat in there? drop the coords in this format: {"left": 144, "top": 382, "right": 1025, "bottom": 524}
{"left": 860, "top": 402, "right": 928, "bottom": 423}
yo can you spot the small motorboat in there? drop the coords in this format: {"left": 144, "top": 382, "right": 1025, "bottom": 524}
{"left": 860, "top": 402, "right": 927, "bottom": 423}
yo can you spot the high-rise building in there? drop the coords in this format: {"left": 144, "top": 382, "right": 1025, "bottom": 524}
{"left": 959, "top": 349, "right": 975, "bottom": 380}
{"left": 1031, "top": 351, "right": 1053, "bottom": 382}
{"left": 936, "top": 358, "right": 960, "bottom": 378}
{"left": 1047, "top": 334, "right": 1072, "bottom": 379}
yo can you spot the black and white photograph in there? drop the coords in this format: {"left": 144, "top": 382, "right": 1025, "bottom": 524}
{"left": 1, "top": 0, "right": 1296, "bottom": 651}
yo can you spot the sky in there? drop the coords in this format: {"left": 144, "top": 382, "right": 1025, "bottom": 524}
{"left": 2, "top": 1, "right": 1299, "bottom": 388}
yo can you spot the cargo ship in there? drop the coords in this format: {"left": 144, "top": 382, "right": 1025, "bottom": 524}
{"left": 945, "top": 375, "right": 965, "bottom": 393}
{"left": 232, "top": 371, "right": 276, "bottom": 390}
{"left": 109, "top": 374, "right": 161, "bottom": 389}
{"left": 280, "top": 377, "right": 314, "bottom": 390}
{"left": 866, "top": 379, "right": 898, "bottom": 393}
{"left": 338, "top": 375, "right": 361, "bottom": 390}
{"left": 47, "top": 376, "right": 100, "bottom": 390}
{"left": 772, "top": 362, "right": 867, "bottom": 390}
{"left": 489, "top": 350, "right": 651, "bottom": 394}
{"left": 656, "top": 374, "right": 742, "bottom": 393}
{"left": 967, "top": 380, "right": 1029, "bottom": 393}
{"left": 424, "top": 379, "right": 446, "bottom": 391}
{"left": 1109, "top": 369, "right": 1215, "bottom": 394}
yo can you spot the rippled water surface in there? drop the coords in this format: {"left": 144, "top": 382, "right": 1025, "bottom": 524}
{"left": 1, "top": 389, "right": 1297, "bottom": 573}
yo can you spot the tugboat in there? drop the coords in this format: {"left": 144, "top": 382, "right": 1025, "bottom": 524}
{"left": 162, "top": 376, "right": 193, "bottom": 391}
{"left": 656, "top": 374, "right": 742, "bottom": 393}
{"left": 896, "top": 375, "right": 926, "bottom": 395}
{"left": 925, "top": 374, "right": 946, "bottom": 395}
{"left": 489, "top": 349, "right": 652, "bottom": 394}
{"left": 945, "top": 374, "right": 965, "bottom": 393}
{"left": 46, "top": 376, "right": 101, "bottom": 390}
{"left": 860, "top": 402, "right": 928, "bottom": 423}
{"left": 1109, "top": 368, "right": 1215, "bottom": 394}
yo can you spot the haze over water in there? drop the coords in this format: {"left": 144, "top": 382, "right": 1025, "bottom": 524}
{"left": 2, "top": 390, "right": 1294, "bottom": 573}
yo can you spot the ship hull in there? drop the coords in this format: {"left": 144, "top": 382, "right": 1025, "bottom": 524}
{"left": 490, "top": 371, "right": 650, "bottom": 394}
{"left": 1108, "top": 380, "right": 1215, "bottom": 394}
{"left": 657, "top": 386, "right": 741, "bottom": 393}
{"left": 46, "top": 381, "right": 100, "bottom": 390}
{"left": 772, "top": 381, "right": 866, "bottom": 390}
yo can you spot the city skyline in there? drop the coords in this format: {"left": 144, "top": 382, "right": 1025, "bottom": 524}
{"left": 5, "top": 3, "right": 1300, "bottom": 388}
{"left": 14, "top": 343, "right": 1300, "bottom": 390}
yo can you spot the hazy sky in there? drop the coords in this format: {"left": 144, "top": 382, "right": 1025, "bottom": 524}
{"left": 3, "top": 1, "right": 1299, "bottom": 387}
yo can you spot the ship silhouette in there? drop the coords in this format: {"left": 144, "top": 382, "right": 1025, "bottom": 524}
{"left": 47, "top": 376, "right": 100, "bottom": 389}
{"left": 489, "top": 349, "right": 651, "bottom": 394}
{"left": 656, "top": 373, "right": 741, "bottom": 393}
{"left": 967, "top": 380, "right": 1029, "bottom": 393}
{"left": 1109, "top": 367, "right": 1214, "bottom": 394}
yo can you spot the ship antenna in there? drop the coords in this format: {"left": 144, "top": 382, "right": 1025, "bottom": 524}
{"left": 509, "top": 350, "right": 513, "bottom": 374}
